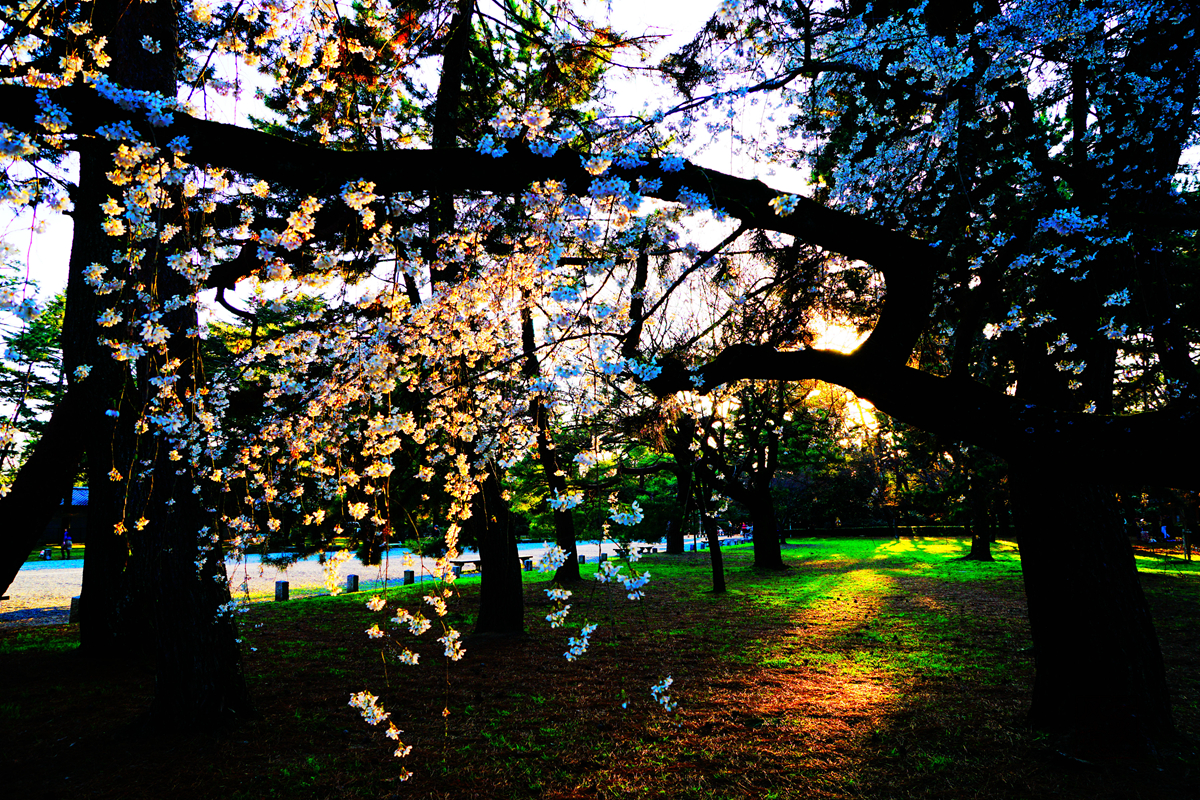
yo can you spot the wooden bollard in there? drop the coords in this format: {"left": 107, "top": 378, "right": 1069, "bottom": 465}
{"left": 275, "top": 580, "right": 289, "bottom": 601}
{"left": 345, "top": 574, "right": 359, "bottom": 593}
{"left": 69, "top": 596, "right": 81, "bottom": 624}
{"left": 403, "top": 570, "right": 415, "bottom": 585}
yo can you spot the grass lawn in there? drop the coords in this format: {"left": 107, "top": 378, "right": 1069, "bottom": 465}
{"left": 2, "top": 537, "right": 1197, "bottom": 799}
{"left": 24, "top": 542, "right": 85, "bottom": 562}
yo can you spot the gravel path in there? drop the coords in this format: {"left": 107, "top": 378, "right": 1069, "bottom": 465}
{"left": 1, "top": 554, "right": 430, "bottom": 630}
{"left": 0, "top": 540, "right": 628, "bottom": 629}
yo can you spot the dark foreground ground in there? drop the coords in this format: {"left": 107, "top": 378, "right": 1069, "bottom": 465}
{"left": 2, "top": 538, "right": 1198, "bottom": 799}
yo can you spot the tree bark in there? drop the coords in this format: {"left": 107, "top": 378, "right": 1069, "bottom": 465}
{"left": 1012, "top": 468, "right": 1172, "bottom": 750}
{"left": 63, "top": 114, "right": 151, "bottom": 653}
{"left": 472, "top": 468, "right": 524, "bottom": 635}
{"left": 1181, "top": 491, "right": 1196, "bottom": 563}
{"left": 135, "top": 196, "right": 255, "bottom": 726}
{"left": 664, "top": 463, "right": 692, "bottom": 555}
{"left": 747, "top": 483, "right": 785, "bottom": 570}
{"left": 695, "top": 479, "right": 726, "bottom": 594}
{"left": 695, "top": 431, "right": 784, "bottom": 570}
{"left": 78, "top": 420, "right": 146, "bottom": 655}
{"left": 962, "top": 528, "right": 995, "bottom": 561}
{"left": 133, "top": 476, "right": 254, "bottom": 728}
{"left": 664, "top": 419, "right": 696, "bottom": 555}
{"left": 961, "top": 469, "right": 995, "bottom": 561}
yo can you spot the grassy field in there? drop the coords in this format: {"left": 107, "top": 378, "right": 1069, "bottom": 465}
{"left": 2, "top": 537, "right": 1198, "bottom": 799}
{"left": 24, "top": 542, "right": 85, "bottom": 562}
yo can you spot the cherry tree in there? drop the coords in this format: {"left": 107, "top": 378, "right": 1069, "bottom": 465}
{"left": 653, "top": 0, "right": 1199, "bottom": 745}
{"left": 0, "top": 0, "right": 1195, "bottom": 748}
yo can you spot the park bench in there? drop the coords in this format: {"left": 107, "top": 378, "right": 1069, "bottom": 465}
{"left": 613, "top": 546, "right": 658, "bottom": 558}
{"left": 449, "top": 559, "right": 482, "bottom": 577}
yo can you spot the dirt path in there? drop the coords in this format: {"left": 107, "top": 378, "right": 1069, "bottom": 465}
{"left": 1, "top": 554, "right": 424, "bottom": 628}
{"left": 0, "top": 540, "right": 637, "bottom": 628}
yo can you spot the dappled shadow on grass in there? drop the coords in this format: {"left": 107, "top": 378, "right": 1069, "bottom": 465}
{"left": 0, "top": 539, "right": 1197, "bottom": 799}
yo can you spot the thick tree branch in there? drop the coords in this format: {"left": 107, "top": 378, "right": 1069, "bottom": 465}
{"left": 651, "top": 342, "right": 1200, "bottom": 485}
{"left": 1, "top": 83, "right": 938, "bottom": 366}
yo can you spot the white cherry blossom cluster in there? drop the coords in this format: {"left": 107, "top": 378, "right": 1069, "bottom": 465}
{"left": 650, "top": 676, "right": 677, "bottom": 713}
{"left": 547, "top": 489, "right": 584, "bottom": 511}
{"left": 437, "top": 629, "right": 465, "bottom": 661}
{"left": 349, "top": 690, "right": 390, "bottom": 725}
{"left": 322, "top": 549, "right": 352, "bottom": 595}
{"left": 0, "top": 287, "right": 39, "bottom": 322}
{"left": 609, "top": 500, "right": 644, "bottom": 527}
{"left": 536, "top": 545, "right": 569, "bottom": 572}
{"left": 565, "top": 623, "right": 598, "bottom": 661}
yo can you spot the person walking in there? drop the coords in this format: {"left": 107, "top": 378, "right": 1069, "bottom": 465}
{"left": 60, "top": 528, "right": 73, "bottom": 559}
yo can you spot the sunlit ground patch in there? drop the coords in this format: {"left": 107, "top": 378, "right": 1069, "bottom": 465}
{"left": 1134, "top": 551, "right": 1200, "bottom": 577}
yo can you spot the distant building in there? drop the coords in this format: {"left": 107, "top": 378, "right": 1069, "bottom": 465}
{"left": 41, "top": 486, "right": 88, "bottom": 543}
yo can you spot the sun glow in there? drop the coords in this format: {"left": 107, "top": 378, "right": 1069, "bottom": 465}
{"left": 808, "top": 319, "right": 878, "bottom": 435}
{"left": 813, "top": 319, "right": 868, "bottom": 354}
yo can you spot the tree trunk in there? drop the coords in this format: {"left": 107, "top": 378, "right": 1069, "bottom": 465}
{"left": 63, "top": 126, "right": 152, "bottom": 654}
{"left": 961, "top": 482, "right": 994, "bottom": 561}
{"left": 960, "top": 459, "right": 996, "bottom": 561}
{"left": 133, "top": 198, "right": 254, "bottom": 726}
{"left": 533, "top": 402, "right": 579, "bottom": 584}
{"left": 1012, "top": 468, "right": 1172, "bottom": 750}
{"left": 962, "top": 527, "right": 995, "bottom": 561}
{"left": 1182, "top": 491, "right": 1196, "bottom": 563}
{"left": 472, "top": 469, "right": 524, "bottom": 635}
{"left": 133, "top": 474, "right": 254, "bottom": 728}
{"left": 79, "top": 0, "right": 254, "bottom": 709}
{"left": 78, "top": 424, "right": 146, "bottom": 655}
{"left": 748, "top": 479, "right": 785, "bottom": 570}
{"left": 534, "top": 399, "right": 581, "bottom": 584}
{"left": 664, "top": 462, "right": 692, "bottom": 555}
{"left": 695, "top": 481, "right": 726, "bottom": 594}
{"left": 664, "top": 420, "right": 696, "bottom": 554}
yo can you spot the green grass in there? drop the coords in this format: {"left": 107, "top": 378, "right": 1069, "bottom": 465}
{"left": 657, "top": 538, "right": 1032, "bottom": 686}
{"left": 232, "top": 538, "right": 1042, "bottom": 693}
{"left": 0, "top": 627, "right": 80, "bottom": 655}
{"left": 24, "top": 543, "right": 85, "bottom": 563}
{"left": 1134, "top": 551, "right": 1200, "bottom": 576}
{"left": 7, "top": 534, "right": 1199, "bottom": 800}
